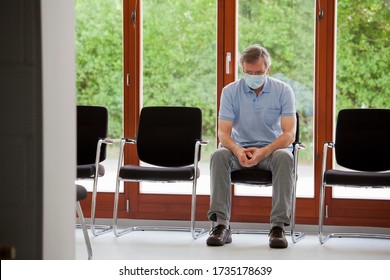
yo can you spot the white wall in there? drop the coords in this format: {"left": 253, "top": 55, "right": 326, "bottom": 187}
{"left": 41, "top": 0, "right": 76, "bottom": 259}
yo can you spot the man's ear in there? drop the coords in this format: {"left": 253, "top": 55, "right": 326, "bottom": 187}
{"left": 266, "top": 65, "right": 272, "bottom": 74}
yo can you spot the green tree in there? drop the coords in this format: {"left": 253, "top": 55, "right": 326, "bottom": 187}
{"left": 336, "top": 0, "right": 390, "bottom": 111}
{"left": 142, "top": 0, "right": 217, "bottom": 148}
{"left": 75, "top": 0, "right": 390, "bottom": 160}
{"left": 75, "top": 0, "right": 123, "bottom": 138}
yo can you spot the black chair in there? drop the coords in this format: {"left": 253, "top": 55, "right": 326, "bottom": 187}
{"left": 77, "top": 105, "right": 114, "bottom": 236}
{"left": 319, "top": 108, "right": 390, "bottom": 244}
{"left": 112, "top": 106, "right": 208, "bottom": 239}
{"left": 76, "top": 184, "right": 92, "bottom": 260}
{"left": 228, "top": 113, "right": 305, "bottom": 243}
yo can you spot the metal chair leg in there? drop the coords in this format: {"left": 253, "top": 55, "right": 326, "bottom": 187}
{"left": 90, "top": 139, "right": 113, "bottom": 236}
{"left": 76, "top": 202, "right": 93, "bottom": 260}
{"left": 190, "top": 175, "right": 208, "bottom": 239}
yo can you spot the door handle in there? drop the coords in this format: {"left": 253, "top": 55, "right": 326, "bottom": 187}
{"left": 226, "top": 52, "right": 231, "bottom": 74}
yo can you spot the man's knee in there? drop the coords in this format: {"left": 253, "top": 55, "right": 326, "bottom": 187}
{"left": 271, "top": 149, "right": 293, "bottom": 168}
{"left": 211, "top": 147, "right": 233, "bottom": 164}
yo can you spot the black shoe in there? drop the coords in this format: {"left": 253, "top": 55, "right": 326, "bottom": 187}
{"left": 269, "top": 226, "right": 288, "bottom": 248}
{"left": 206, "top": 225, "right": 232, "bottom": 246}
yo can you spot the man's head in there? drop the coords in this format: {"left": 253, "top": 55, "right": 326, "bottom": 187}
{"left": 239, "top": 44, "right": 271, "bottom": 89}
{"left": 239, "top": 44, "right": 272, "bottom": 70}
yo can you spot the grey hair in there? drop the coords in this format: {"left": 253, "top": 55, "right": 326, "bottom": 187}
{"left": 239, "top": 44, "right": 272, "bottom": 69}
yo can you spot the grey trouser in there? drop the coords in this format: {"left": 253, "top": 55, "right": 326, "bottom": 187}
{"left": 207, "top": 147, "right": 294, "bottom": 226}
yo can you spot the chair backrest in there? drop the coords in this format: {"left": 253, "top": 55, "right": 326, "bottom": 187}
{"left": 77, "top": 105, "right": 108, "bottom": 165}
{"left": 136, "top": 106, "right": 202, "bottom": 167}
{"left": 335, "top": 108, "right": 390, "bottom": 172}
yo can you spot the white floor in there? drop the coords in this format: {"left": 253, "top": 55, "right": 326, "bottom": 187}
{"left": 4, "top": 223, "right": 389, "bottom": 280}
{"left": 76, "top": 220, "right": 390, "bottom": 260}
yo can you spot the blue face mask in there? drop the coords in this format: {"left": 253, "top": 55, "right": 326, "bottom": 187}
{"left": 244, "top": 74, "right": 266, "bottom": 89}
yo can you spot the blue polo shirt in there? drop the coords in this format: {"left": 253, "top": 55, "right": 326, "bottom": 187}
{"left": 219, "top": 76, "right": 296, "bottom": 148}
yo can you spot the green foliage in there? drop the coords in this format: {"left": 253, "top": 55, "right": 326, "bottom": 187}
{"left": 239, "top": 0, "right": 314, "bottom": 87}
{"left": 142, "top": 0, "right": 217, "bottom": 152}
{"left": 336, "top": 0, "right": 390, "bottom": 112}
{"left": 75, "top": 0, "right": 390, "bottom": 161}
{"left": 75, "top": 0, "right": 123, "bottom": 138}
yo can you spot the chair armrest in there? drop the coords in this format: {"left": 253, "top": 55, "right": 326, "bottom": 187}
{"left": 116, "top": 138, "right": 137, "bottom": 170}
{"left": 193, "top": 139, "right": 209, "bottom": 167}
{"left": 123, "top": 137, "right": 137, "bottom": 144}
{"left": 321, "top": 141, "right": 335, "bottom": 182}
{"left": 197, "top": 139, "right": 209, "bottom": 146}
{"left": 294, "top": 141, "right": 305, "bottom": 150}
{"left": 100, "top": 138, "right": 122, "bottom": 144}
{"left": 324, "top": 141, "right": 334, "bottom": 148}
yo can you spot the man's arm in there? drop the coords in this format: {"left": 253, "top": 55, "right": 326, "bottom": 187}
{"left": 263, "top": 114, "right": 296, "bottom": 154}
{"left": 218, "top": 119, "right": 251, "bottom": 166}
{"left": 244, "top": 115, "right": 296, "bottom": 167}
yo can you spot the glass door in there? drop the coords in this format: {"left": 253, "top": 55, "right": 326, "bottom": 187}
{"left": 75, "top": 0, "right": 390, "bottom": 227}
{"left": 124, "top": 0, "right": 318, "bottom": 222}
{"left": 326, "top": 0, "right": 390, "bottom": 224}
{"left": 333, "top": 0, "right": 390, "bottom": 200}
{"left": 139, "top": 0, "right": 217, "bottom": 196}
{"left": 316, "top": 0, "right": 390, "bottom": 227}
{"left": 234, "top": 0, "right": 316, "bottom": 200}
{"left": 75, "top": 0, "right": 123, "bottom": 194}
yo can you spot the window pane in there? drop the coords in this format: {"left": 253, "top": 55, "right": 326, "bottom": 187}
{"left": 75, "top": 0, "right": 123, "bottom": 192}
{"left": 333, "top": 0, "right": 390, "bottom": 199}
{"left": 235, "top": 0, "right": 315, "bottom": 198}
{"left": 140, "top": 0, "right": 217, "bottom": 195}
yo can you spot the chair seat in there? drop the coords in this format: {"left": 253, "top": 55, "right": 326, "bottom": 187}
{"left": 325, "top": 169, "right": 390, "bottom": 187}
{"left": 77, "top": 163, "right": 105, "bottom": 179}
{"left": 76, "top": 184, "right": 88, "bottom": 201}
{"left": 231, "top": 169, "right": 272, "bottom": 185}
{"left": 119, "top": 165, "right": 199, "bottom": 181}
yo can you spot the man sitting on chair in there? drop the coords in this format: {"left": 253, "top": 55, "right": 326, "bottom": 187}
{"left": 207, "top": 44, "right": 296, "bottom": 249}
